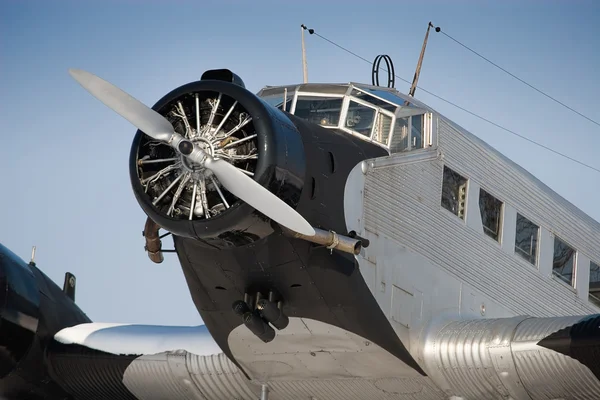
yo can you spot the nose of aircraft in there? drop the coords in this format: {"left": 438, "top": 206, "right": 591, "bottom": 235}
{"left": 0, "top": 243, "right": 41, "bottom": 378}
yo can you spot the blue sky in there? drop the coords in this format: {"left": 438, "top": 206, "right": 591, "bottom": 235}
{"left": 1, "top": 0, "right": 598, "bottom": 325}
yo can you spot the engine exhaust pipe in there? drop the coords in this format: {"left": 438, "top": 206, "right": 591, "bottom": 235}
{"left": 282, "top": 226, "right": 362, "bottom": 255}
{"left": 143, "top": 217, "right": 164, "bottom": 264}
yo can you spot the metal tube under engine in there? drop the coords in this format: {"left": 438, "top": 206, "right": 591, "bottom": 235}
{"left": 143, "top": 217, "right": 164, "bottom": 264}
{"left": 282, "top": 226, "right": 362, "bottom": 255}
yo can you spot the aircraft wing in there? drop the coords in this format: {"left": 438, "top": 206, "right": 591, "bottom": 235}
{"left": 50, "top": 323, "right": 261, "bottom": 400}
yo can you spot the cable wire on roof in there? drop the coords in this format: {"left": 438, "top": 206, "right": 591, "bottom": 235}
{"left": 437, "top": 29, "right": 600, "bottom": 128}
{"left": 304, "top": 28, "right": 600, "bottom": 174}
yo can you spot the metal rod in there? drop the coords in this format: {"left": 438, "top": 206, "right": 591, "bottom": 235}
{"left": 152, "top": 173, "right": 184, "bottom": 206}
{"left": 409, "top": 22, "right": 435, "bottom": 97}
{"left": 176, "top": 101, "right": 191, "bottom": 134}
{"left": 210, "top": 176, "right": 230, "bottom": 208}
{"left": 212, "top": 101, "right": 237, "bottom": 138}
{"left": 222, "top": 133, "right": 257, "bottom": 149}
{"left": 220, "top": 116, "right": 252, "bottom": 139}
{"left": 200, "top": 177, "right": 210, "bottom": 219}
{"left": 281, "top": 226, "right": 362, "bottom": 255}
{"left": 236, "top": 167, "right": 254, "bottom": 176}
{"left": 207, "top": 93, "right": 221, "bottom": 128}
{"left": 260, "top": 384, "right": 269, "bottom": 400}
{"left": 283, "top": 88, "right": 288, "bottom": 111}
{"left": 195, "top": 93, "right": 200, "bottom": 136}
{"left": 167, "top": 173, "right": 191, "bottom": 216}
{"left": 138, "top": 157, "right": 179, "bottom": 165}
{"left": 30, "top": 246, "right": 36, "bottom": 264}
{"left": 301, "top": 25, "right": 308, "bottom": 83}
{"left": 141, "top": 163, "right": 180, "bottom": 185}
{"left": 189, "top": 181, "right": 198, "bottom": 220}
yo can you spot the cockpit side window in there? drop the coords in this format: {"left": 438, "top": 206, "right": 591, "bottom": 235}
{"left": 294, "top": 96, "right": 343, "bottom": 127}
{"left": 373, "top": 113, "right": 392, "bottom": 145}
{"left": 389, "top": 113, "right": 426, "bottom": 153}
{"left": 411, "top": 114, "right": 424, "bottom": 149}
{"left": 345, "top": 101, "right": 376, "bottom": 137}
{"left": 390, "top": 117, "right": 409, "bottom": 152}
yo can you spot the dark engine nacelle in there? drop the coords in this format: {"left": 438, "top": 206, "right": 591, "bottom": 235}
{"left": 0, "top": 243, "right": 91, "bottom": 399}
{"left": 129, "top": 70, "right": 306, "bottom": 248}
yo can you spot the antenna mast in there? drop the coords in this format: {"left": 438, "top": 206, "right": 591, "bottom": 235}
{"left": 409, "top": 22, "right": 439, "bottom": 97}
{"left": 300, "top": 24, "right": 308, "bottom": 83}
{"left": 29, "top": 246, "right": 36, "bottom": 265}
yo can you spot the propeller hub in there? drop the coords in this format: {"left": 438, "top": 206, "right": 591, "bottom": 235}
{"left": 178, "top": 140, "right": 194, "bottom": 156}
{"left": 180, "top": 137, "right": 215, "bottom": 173}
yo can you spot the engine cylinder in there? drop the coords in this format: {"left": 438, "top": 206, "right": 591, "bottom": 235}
{"left": 129, "top": 78, "right": 306, "bottom": 248}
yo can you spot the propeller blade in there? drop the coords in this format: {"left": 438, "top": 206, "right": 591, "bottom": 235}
{"left": 206, "top": 158, "right": 315, "bottom": 237}
{"left": 70, "top": 68, "right": 315, "bottom": 237}
{"left": 68, "top": 69, "right": 175, "bottom": 142}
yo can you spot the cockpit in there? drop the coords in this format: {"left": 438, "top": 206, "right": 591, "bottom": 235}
{"left": 256, "top": 83, "right": 433, "bottom": 154}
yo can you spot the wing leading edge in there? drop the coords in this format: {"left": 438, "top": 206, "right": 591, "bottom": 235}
{"left": 50, "top": 323, "right": 260, "bottom": 400}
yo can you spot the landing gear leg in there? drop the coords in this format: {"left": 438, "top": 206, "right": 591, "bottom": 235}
{"left": 260, "top": 384, "right": 269, "bottom": 400}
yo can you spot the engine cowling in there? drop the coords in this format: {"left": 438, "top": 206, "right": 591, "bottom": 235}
{"left": 129, "top": 71, "right": 306, "bottom": 248}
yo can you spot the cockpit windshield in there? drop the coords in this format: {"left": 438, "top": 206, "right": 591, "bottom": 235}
{"left": 350, "top": 89, "right": 396, "bottom": 113}
{"left": 256, "top": 83, "right": 432, "bottom": 154}
{"left": 294, "top": 96, "right": 343, "bottom": 127}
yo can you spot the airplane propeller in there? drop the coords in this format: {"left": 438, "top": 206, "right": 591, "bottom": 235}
{"left": 68, "top": 69, "right": 315, "bottom": 237}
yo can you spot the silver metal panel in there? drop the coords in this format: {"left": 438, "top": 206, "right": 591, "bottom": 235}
{"left": 361, "top": 155, "right": 598, "bottom": 318}
{"left": 266, "top": 377, "right": 445, "bottom": 400}
{"left": 123, "top": 351, "right": 207, "bottom": 400}
{"left": 123, "top": 351, "right": 259, "bottom": 400}
{"left": 511, "top": 347, "right": 600, "bottom": 400}
{"left": 511, "top": 317, "right": 600, "bottom": 400}
{"left": 421, "top": 315, "right": 600, "bottom": 399}
{"left": 421, "top": 317, "right": 530, "bottom": 399}
{"left": 187, "top": 353, "right": 260, "bottom": 400}
{"left": 227, "top": 317, "right": 422, "bottom": 382}
{"left": 121, "top": 346, "right": 449, "bottom": 400}
{"left": 437, "top": 117, "right": 600, "bottom": 268}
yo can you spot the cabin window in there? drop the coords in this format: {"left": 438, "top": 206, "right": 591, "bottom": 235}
{"left": 479, "top": 189, "right": 503, "bottom": 242}
{"left": 441, "top": 166, "right": 467, "bottom": 220}
{"left": 514, "top": 213, "right": 539, "bottom": 266}
{"left": 590, "top": 261, "right": 600, "bottom": 307}
{"left": 294, "top": 96, "right": 343, "bottom": 127}
{"left": 345, "top": 101, "right": 376, "bottom": 137}
{"left": 552, "top": 237, "right": 576, "bottom": 286}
